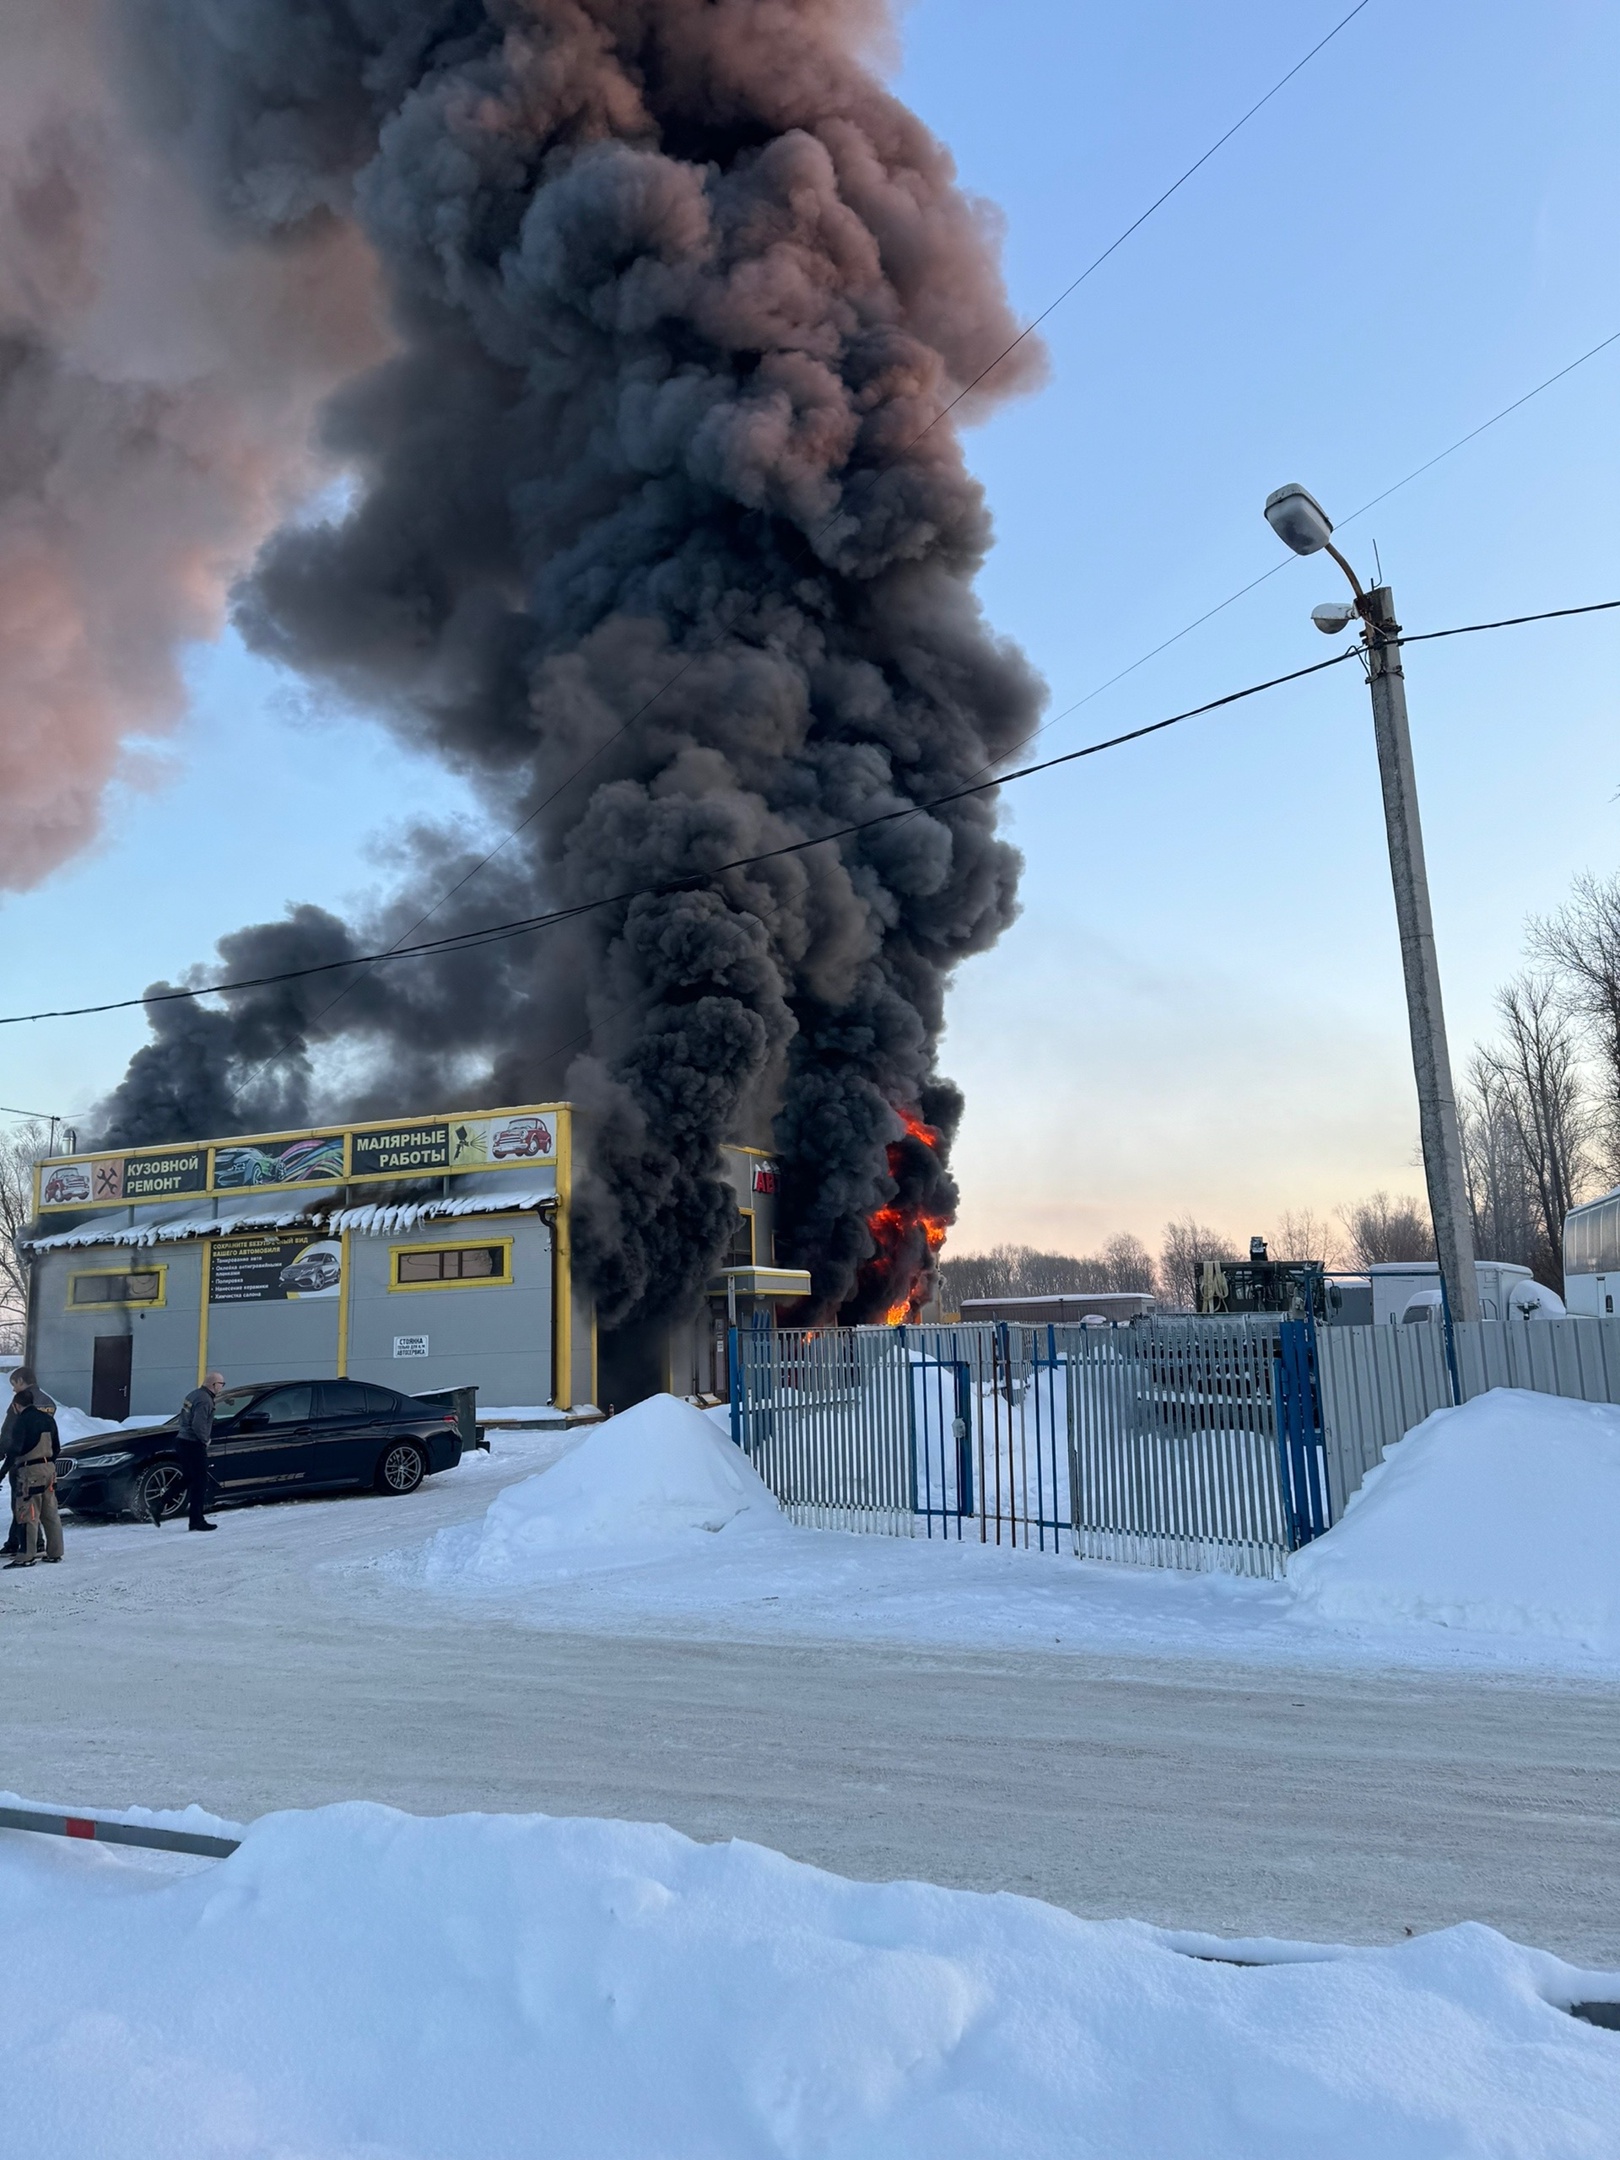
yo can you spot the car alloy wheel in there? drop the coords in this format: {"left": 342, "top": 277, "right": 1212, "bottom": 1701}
{"left": 378, "top": 1442, "right": 426, "bottom": 1495}
{"left": 134, "top": 1462, "right": 187, "bottom": 1522}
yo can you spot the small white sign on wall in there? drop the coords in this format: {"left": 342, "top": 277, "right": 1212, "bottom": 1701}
{"left": 393, "top": 1335, "right": 430, "bottom": 1358}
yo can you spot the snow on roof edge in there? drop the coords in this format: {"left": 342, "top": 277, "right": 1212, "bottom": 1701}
{"left": 28, "top": 1186, "right": 555, "bottom": 1252}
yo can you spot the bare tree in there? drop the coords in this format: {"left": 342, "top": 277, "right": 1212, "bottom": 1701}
{"left": 0, "top": 1120, "right": 47, "bottom": 1355}
{"left": 1460, "top": 1052, "right": 1543, "bottom": 1272}
{"left": 1158, "top": 1218, "right": 1238, "bottom": 1309}
{"left": 1472, "top": 972, "right": 1590, "bottom": 1289}
{"left": 1533, "top": 872, "right": 1620, "bottom": 1180}
{"left": 937, "top": 1232, "right": 1161, "bottom": 1310}
{"left": 1096, "top": 1233, "right": 1157, "bottom": 1292}
{"left": 1339, "top": 1191, "right": 1434, "bottom": 1268}
{"left": 1271, "top": 1209, "right": 1343, "bottom": 1267}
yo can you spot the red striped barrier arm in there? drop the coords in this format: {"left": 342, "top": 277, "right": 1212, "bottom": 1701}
{"left": 0, "top": 1804, "right": 239, "bottom": 1859}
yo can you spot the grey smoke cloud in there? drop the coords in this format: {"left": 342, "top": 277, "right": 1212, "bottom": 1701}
{"left": 95, "top": 0, "right": 1045, "bottom": 1326}
{"left": 0, "top": 0, "right": 384, "bottom": 889}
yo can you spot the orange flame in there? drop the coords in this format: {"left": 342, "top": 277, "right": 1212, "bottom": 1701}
{"left": 860, "top": 1107, "right": 951, "bottom": 1324}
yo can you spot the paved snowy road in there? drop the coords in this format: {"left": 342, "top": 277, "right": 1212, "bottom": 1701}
{"left": 6, "top": 1437, "right": 1617, "bottom": 1963}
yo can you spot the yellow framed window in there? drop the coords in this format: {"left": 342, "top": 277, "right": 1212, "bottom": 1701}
{"left": 69, "top": 1266, "right": 166, "bottom": 1310}
{"left": 723, "top": 1211, "right": 755, "bottom": 1269}
{"left": 390, "top": 1239, "right": 514, "bottom": 1291}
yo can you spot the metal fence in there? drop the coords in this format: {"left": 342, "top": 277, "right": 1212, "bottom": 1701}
{"left": 1314, "top": 1322, "right": 1451, "bottom": 1518}
{"left": 732, "top": 1312, "right": 1620, "bottom": 1576}
{"left": 731, "top": 1318, "right": 1326, "bottom": 1577}
{"left": 1317, "top": 1314, "right": 1620, "bottom": 1513}
{"left": 1067, "top": 1320, "right": 1305, "bottom": 1577}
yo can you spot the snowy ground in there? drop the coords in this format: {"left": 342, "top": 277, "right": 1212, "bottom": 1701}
{"left": 2, "top": 1799, "right": 1616, "bottom": 2159}
{"left": 4, "top": 1398, "right": 1619, "bottom": 1962}
{"left": 381, "top": 1391, "right": 1620, "bottom": 1682}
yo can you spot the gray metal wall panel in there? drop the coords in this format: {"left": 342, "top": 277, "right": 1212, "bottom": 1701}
{"left": 1454, "top": 1315, "right": 1620, "bottom": 1404}
{"left": 344, "top": 1216, "right": 553, "bottom": 1404}
{"left": 34, "top": 1245, "right": 206, "bottom": 1418}
{"left": 1318, "top": 1316, "right": 1620, "bottom": 1518}
{"left": 1314, "top": 1323, "right": 1451, "bottom": 1518}
{"left": 203, "top": 1267, "right": 341, "bottom": 1389}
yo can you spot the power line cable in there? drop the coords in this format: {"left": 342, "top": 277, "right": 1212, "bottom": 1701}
{"left": 11, "top": 592, "right": 1616, "bottom": 1035}
{"left": 1005, "top": 323, "right": 1620, "bottom": 756}
{"left": 791, "top": 326, "right": 1620, "bottom": 875}
{"left": 265, "top": 292, "right": 1620, "bottom": 1092}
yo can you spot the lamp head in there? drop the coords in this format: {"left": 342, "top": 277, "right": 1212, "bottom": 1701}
{"left": 1264, "top": 483, "right": 1335, "bottom": 556}
{"left": 1310, "top": 599, "right": 1358, "bottom": 635}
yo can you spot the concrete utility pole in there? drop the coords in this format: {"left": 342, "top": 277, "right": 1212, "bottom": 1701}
{"left": 1263, "top": 486, "right": 1480, "bottom": 1324}
{"left": 1360, "top": 583, "right": 1480, "bottom": 1321}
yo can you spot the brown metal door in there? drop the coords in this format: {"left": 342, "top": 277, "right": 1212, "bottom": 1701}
{"left": 90, "top": 1336, "right": 132, "bottom": 1421}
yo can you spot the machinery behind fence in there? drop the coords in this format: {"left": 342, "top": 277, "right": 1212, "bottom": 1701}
{"left": 731, "top": 1312, "right": 1620, "bottom": 1579}
{"left": 731, "top": 1318, "right": 1330, "bottom": 1579}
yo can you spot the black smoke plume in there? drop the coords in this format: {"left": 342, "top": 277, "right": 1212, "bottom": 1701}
{"left": 95, "top": 0, "right": 1044, "bottom": 1327}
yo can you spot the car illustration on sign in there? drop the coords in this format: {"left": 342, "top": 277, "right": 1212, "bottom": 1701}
{"left": 43, "top": 1166, "right": 92, "bottom": 1205}
{"left": 278, "top": 1243, "right": 343, "bottom": 1295}
{"left": 492, "top": 1116, "right": 552, "bottom": 1160}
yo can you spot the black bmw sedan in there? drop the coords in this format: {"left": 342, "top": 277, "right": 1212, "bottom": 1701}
{"left": 54, "top": 1379, "right": 469, "bottom": 1522}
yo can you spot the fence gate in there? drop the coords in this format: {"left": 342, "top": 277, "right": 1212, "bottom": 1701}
{"left": 1067, "top": 1320, "right": 1303, "bottom": 1577}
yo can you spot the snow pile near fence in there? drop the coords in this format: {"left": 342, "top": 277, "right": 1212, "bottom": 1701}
{"left": 419, "top": 1393, "right": 790, "bottom": 1585}
{"left": 3, "top": 1801, "right": 1615, "bottom": 2159}
{"left": 1289, "top": 1389, "right": 1620, "bottom": 1650}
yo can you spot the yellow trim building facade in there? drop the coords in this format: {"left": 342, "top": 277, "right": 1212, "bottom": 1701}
{"left": 26, "top": 1104, "right": 804, "bottom": 1421}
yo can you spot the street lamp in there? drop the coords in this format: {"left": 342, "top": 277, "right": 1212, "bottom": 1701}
{"left": 1263, "top": 484, "right": 1481, "bottom": 1326}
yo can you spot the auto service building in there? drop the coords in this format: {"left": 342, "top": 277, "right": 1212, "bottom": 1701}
{"left": 26, "top": 1103, "right": 807, "bottom": 1421}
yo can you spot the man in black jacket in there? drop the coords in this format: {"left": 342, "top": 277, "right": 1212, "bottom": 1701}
{"left": 2, "top": 1367, "right": 56, "bottom": 1557}
{"left": 4, "top": 1387, "right": 62, "bottom": 1566}
{"left": 172, "top": 1370, "right": 226, "bottom": 1532}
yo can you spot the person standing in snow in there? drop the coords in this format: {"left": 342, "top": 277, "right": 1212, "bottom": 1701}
{"left": 171, "top": 1371, "right": 226, "bottom": 1532}
{"left": 2, "top": 1367, "right": 56, "bottom": 1558}
{"left": 4, "top": 1387, "right": 63, "bottom": 1567}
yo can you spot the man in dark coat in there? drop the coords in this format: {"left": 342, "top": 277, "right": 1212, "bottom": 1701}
{"left": 4, "top": 1386, "right": 62, "bottom": 1566}
{"left": 2, "top": 1367, "right": 56, "bottom": 1557}
{"left": 171, "top": 1370, "right": 226, "bottom": 1532}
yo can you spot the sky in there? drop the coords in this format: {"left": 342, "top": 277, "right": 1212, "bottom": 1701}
{"left": 2, "top": 0, "right": 1617, "bottom": 1268}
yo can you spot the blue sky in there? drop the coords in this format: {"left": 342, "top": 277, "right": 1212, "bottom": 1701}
{"left": 3, "top": 0, "right": 1617, "bottom": 1263}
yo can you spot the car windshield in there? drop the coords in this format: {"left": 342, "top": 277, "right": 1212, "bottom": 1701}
{"left": 214, "top": 1388, "right": 261, "bottom": 1419}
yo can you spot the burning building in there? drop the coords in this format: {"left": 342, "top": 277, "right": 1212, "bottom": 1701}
{"left": 26, "top": 1106, "right": 809, "bottom": 1420}
{"left": 18, "top": 1, "right": 1044, "bottom": 1342}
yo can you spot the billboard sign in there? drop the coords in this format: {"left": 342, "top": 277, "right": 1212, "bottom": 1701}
{"left": 351, "top": 1113, "right": 555, "bottom": 1178}
{"left": 209, "top": 1232, "right": 343, "bottom": 1304}
{"left": 36, "top": 1103, "right": 562, "bottom": 1209}
{"left": 212, "top": 1135, "right": 346, "bottom": 1191}
{"left": 39, "top": 1150, "right": 207, "bottom": 1209}
{"left": 351, "top": 1123, "right": 451, "bottom": 1177}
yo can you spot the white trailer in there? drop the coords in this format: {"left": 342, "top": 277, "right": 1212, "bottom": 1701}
{"left": 1368, "top": 1260, "right": 1563, "bottom": 1326}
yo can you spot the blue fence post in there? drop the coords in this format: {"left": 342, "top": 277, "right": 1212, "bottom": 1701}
{"left": 728, "top": 1324, "right": 743, "bottom": 1449}
{"left": 1275, "top": 1318, "right": 1329, "bottom": 1548}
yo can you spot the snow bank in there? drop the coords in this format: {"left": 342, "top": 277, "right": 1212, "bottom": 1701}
{"left": 3, "top": 1800, "right": 1615, "bottom": 2158}
{"left": 420, "top": 1392, "right": 790, "bottom": 1585}
{"left": 1290, "top": 1388, "right": 1620, "bottom": 1650}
